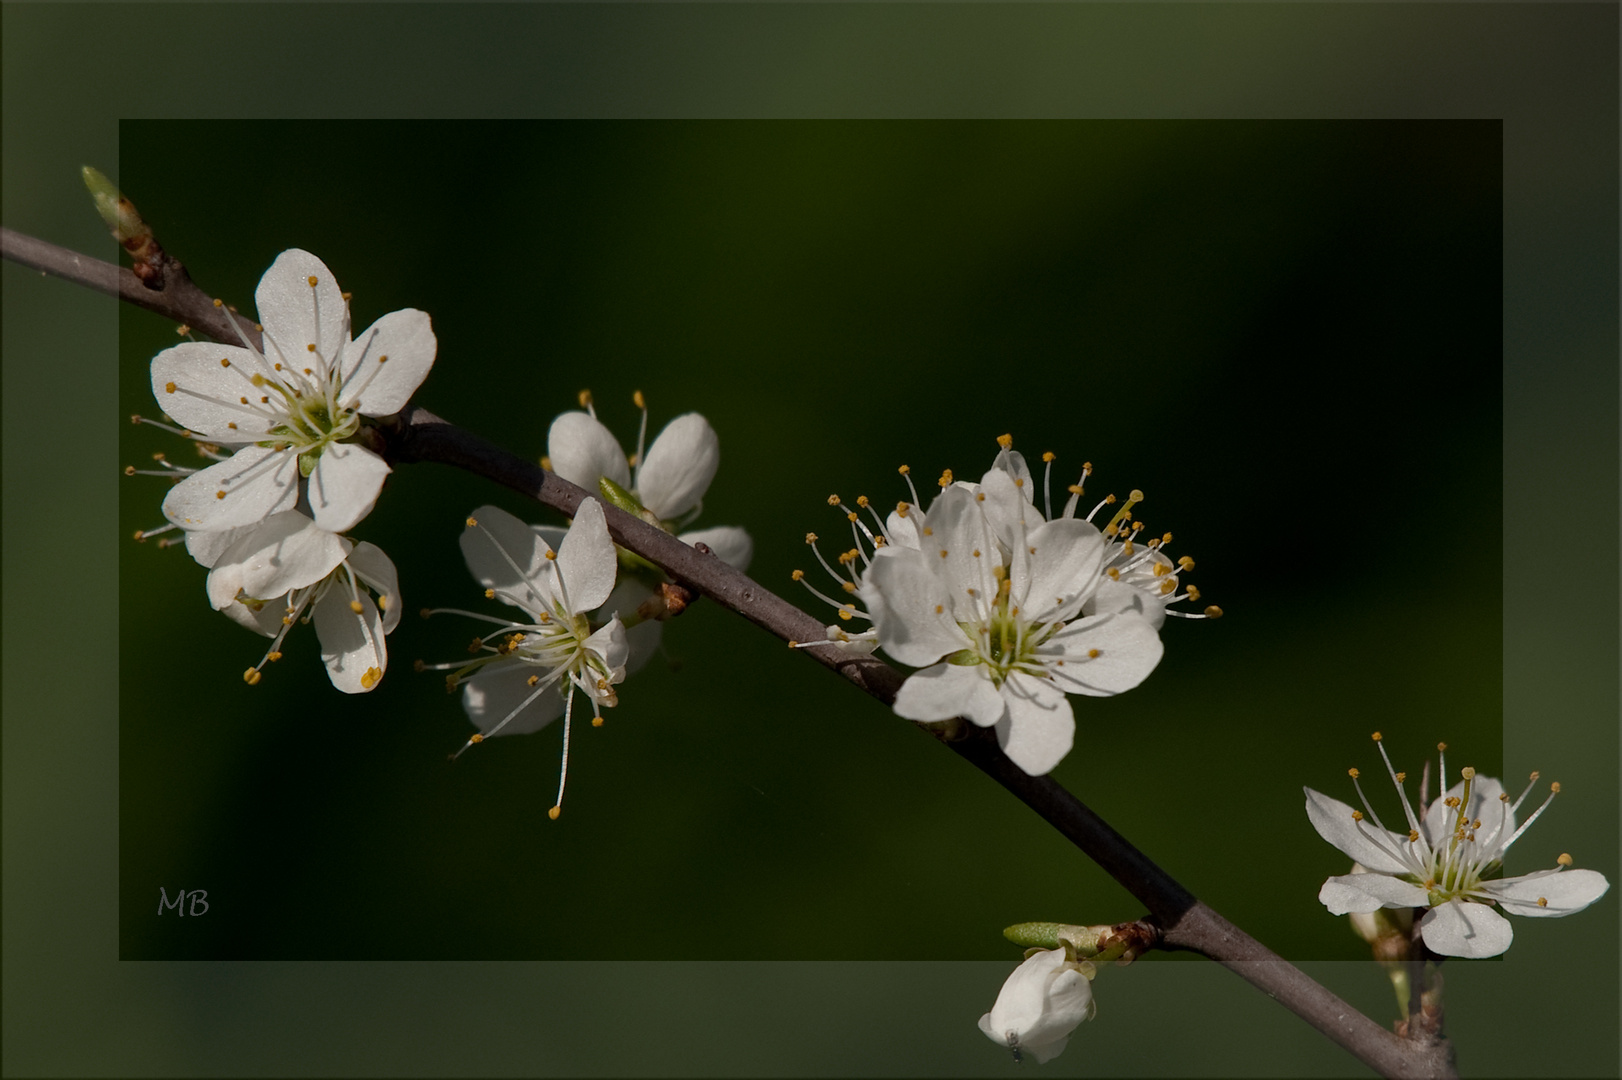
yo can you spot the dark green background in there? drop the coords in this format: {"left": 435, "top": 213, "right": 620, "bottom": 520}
{"left": 6, "top": 5, "right": 1617, "bottom": 1079}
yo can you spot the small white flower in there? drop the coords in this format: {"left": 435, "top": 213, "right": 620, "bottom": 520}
{"left": 426, "top": 499, "right": 627, "bottom": 819}
{"left": 1305, "top": 734, "right": 1611, "bottom": 958}
{"left": 547, "top": 391, "right": 720, "bottom": 525}
{"left": 204, "top": 510, "right": 400, "bottom": 693}
{"left": 864, "top": 469, "right": 1163, "bottom": 776}
{"left": 977, "top": 948, "right": 1096, "bottom": 1064}
{"left": 150, "top": 249, "right": 436, "bottom": 534}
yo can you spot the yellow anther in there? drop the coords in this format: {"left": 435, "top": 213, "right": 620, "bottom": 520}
{"left": 215, "top": 490, "right": 227, "bottom": 500}
{"left": 1185, "top": 585, "right": 1201, "bottom": 601}
{"left": 898, "top": 464, "right": 910, "bottom": 475}
{"left": 1152, "top": 563, "right": 1170, "bottom": 578}
{"left": 1128, "top": 489, "right": 1144, "bottom": 503}
{"left": 847, "top": 512, "right": 858, "bottom": 523}
{"left": 791, "top": 569, "right": 805, "bottom": 581}
{"left": 212, "top": 298, "right": 224, "bottom": 307}
{"left": 306, "top": 343, "right": 317, "bottom": 352}
{"left": 874, "top": 537, "right": 887, "bottom": 547}
{"left": 1396, "top": 771, "right": 1407, "bottom": 782}
{"left": 856, "top": 495, "right": 870, "bottom": 508}
{"left": 842, "top": 582, "right": 857, "bottom": 593}
{"left": 378, "top": 354, "right": 388, "bottom": 364}
{"left": 1104, "top": 494, "right": 1117, "bottom": 504}
{"left": 243, "top": 668, "right": 263, "bottom": 685}
{"left": 939, "top": 549, "right": 948, "bottom": 559}
{"left": 1042, "top": 451, "right": 1055, "bottom": 463}
{"left": 578, "top": 389, "right": 593, "bottom": 407}
{"left": 1177, "top": 555, "right": 1196, "bottom": 570}
{"left": 1537, "top": 897, "right": 1548, "bottom": 907}
{"left": 469, "top": 637, "right": 484, "bottom": 653}
{"left": 470, "top": 734, "right": 484, "bottom": 744}
{"left": 543, "top": 550, "right": 557, "bottom": 561}
{"left": 349, "top": 600, "right": 364, "bottom": 614}
{"left": 227, "top": 422, "right": 238, "bottom": 430}
{"left": 976, "top": 492, "right": 986, "bottom": 502}
{"left": 996, "top": 433, "right": 1013, "bottom": 449}
{"left": 591, "top": 716, "right": 604, "bottom": 728}
{"left": 307, "top": 275, "right": 319, "bottom": 287}
{"left": 1461, "top": 766, "right": 1476, "bottom": 779}
{"left": 1408, "top": 829, "right": 1419, "bottom": 842}
{"left": 827, "top": 494, "right": 841, "bottom": 506}
{"left": 547, "top": 806, "right": 562, "bottom": 820}
{"left": 177, "top": 325, "right": 191, "bottom": 336}
{"left": 1557, "top": 853, "right": 1573, "bottom": 866}
{"left": 466, "top": 516, "right": 478, "bottom": 527}
{"left": 972, "top": 549, "right": 981, "bottom": 558}
{"left": 165, "top": 381, "right": 176, "bottom": 393}
{"left": 921, "top": 527, "right": 933, "bottom": 536}
{"left": 282, "top": 615, "right": 293, "bottom": 625}
{"left": 895, "top": 502, "right": 910, "bottom": 517}
{"left": 218, "top": 357, "right": 231, "bottom": 368}
{"left": 125, "top": 467, "right": 137, "bottom": 478}
{"left": 1528, "top": 770, "right": 1540, "bottom": 781}
{"left": 1067, "top": 484, "right": 1085, "bottom": 495}
{"left": 837, "top": 609, "right": 853, "bottom": 621}
{"left": 1550, "top": 781, "right": 1562, "bottom": 793}
{"left": 935, "top": 604, "right": 944, "bottom": 614}
{"left": 1498, "top": 792, "right": 1509, "bottom": 801}
{"left": 1014, "top": 478, "right": 1025, "bottom": 488}
{"left": 633, "top": 390, "right": 646, "bottom": 409}
{"left": 1122, "top": 541, "right": 1134, "bottom": 556}
{"left": 938, "top": 469, "right": 953, "bottom": 487}
{"left": 1349, "top": 768, "right": 1361, "bottom": 779}
{"left": 1203, "top": 606, "right": 1223, "bottom": 618}
{"left": 1437, "top": 742, "right": 1447, "bottom": 752}
{"left": 1087, "top": 649, "right": 1100, "bottom": 659}
{"left": 1159, "top": 580, "right": 1176, "bottom": 595}
{"left": 484, "top": 588, "right": 495, "bottom": 599}
{"left": 360, "top": 667, "right": 381, "bottom": 690}
{"left": 342, "top": 292, "right": 352, "bottom": 302}
{"left": 1106, "top": 567, "right": 1121, "bottom": 580}
{"left": 1351, "top": 810, "right": 1364, "bottom": 821}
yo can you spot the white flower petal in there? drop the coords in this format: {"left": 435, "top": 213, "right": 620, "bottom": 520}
{"left": 547, "top": 412, "right": 630, "bottom": 492}
{"left": 892, "top": 662, "right": 1004, "bottom": 726}
{"left": 149, "top": 342, "right": 277, "bottom": 438}
{"left": 1481, "top": 868, "right": 1610, "bottom": 917}
{"left": 1318, "top": 872, "right": 1429, "bottom": 914}
{"left": 185, "top": 521, "right": 259, "bottom": 570}
{"left": 307, "top": 442, "right": 392, "bottom": 533}
{"left": 462, "top": 660, "right": 566, "bottom": 737}
{"left": 254, "top": 249, "right": 349, "bottom": 366}
{"left": 162, "top": 446, "right": 301, "bottom": 531}
{"left": 1303, "top": 788, "right": 1415, "bottom": 875}
{"left": 995, "top": 674, "right": 1074, "bottom": 776}
{"left": 1419, "top": 900, "right": 1514, "bottom": 958}
{"left": 679, "top": 525, "right": 753, "bottom": 571}
{"left": 311, "top": 577, "right": 387, "bottom": 694}
{"left": 1423, "top": 775, "right": 1511, "bottom": 852}
{"left": 218, "top": 593, "right": 290, "bottom": 636}
{"left": 979, "top": 948, "right": 1093, "bottom": 1063}
{"left": 205, "top": 511, "right": 348, "bottom": 611}
{"left": 977, "top": 466, "right": 1038, "bottom": 561}
{"left": 637, "top": 412, "right": 720, "bottom": 520}
{"left": 602, "top": 580, "right": 663, "bottom": 675}
{"left": 1083, "top": 577, "right": 1168, "bottom": 631}
{"left": 1042, "top": 613, "right": 1164, "bottom": 697}
{"left": 923, "top": 485, "right": 1001, "bottom": 623}
{"left": 583, "top": 615, "right": 630, "bottom": 673}
{"left": 461, "top": 504, "right": 559, "bottom": 617}
{"left": 556, "top": 498, "right": 617, "bottom": 614}
{"left": 345, "top": 541, "right": 402, "bottom": 635}
{"left": 865, "top": 547, "right": 971, "bottom": 667}
{"left": 885, "top": 508, "right": 920, "bottom": 550}
{"left": 342, "top": 308, "right": 436, "bottom": 416}
{"left": 1021, "top": 518, "right": 1108, "bottom": 621}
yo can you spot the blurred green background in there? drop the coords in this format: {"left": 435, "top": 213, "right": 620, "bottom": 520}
{"left": 115, "top": 119, "right": 1512, "bottom": 965}
{"left": 6, "top": 5, "right": 1617, "bottom": 1079}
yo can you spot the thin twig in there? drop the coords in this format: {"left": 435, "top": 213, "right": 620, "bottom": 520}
{"left": 5, "top": 227, "right": 1456, "bottom": 1080}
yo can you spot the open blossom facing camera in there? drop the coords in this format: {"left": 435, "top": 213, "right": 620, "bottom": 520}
{"left": 202, "top": 510, "right": 400, "bottom": 693}
{"left": 423, "top": 499, "right": 627, "bottom": 819}
{"left": 149, "top": 249, "right": 436, "bottom": 534}
{"left": 1306, "top": 733, "right": 1611, "bottom": 958}
{"left": 978, "top": 948, "right": 1097, "bottom": 1064}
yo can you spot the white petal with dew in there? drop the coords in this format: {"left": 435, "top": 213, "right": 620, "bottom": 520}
{"left": 312, "top": 579, "right": 387, "bottom": 694}
{"left": 254, "top": 249, "right": 349, "bottom": 365}
{"left": 344, "top": 308, "right": 436, "bottom": 416}
{"left": 308, "top": 442, "right": 392, "bottom": 533}
{"left": 995, "top": 673, "right": 1075, "bottom": 776}
{"left": 547, "top": 412, "right": 630, "bottom": 491}
{"left": 1418, "top": 900, "right": 1514, "bottom": 958}
{"left": 637, "top": 413, "right": 720, "bottom": 520}
{"left": 1317, "top": 872, "right": 1430, "bottom": 915}
{"left": 162, "top": 446, "right": 300, "bottom": 532}
{"left": 1303, "top": 788, "right": 1414, "bottom": 875}
{"left": 893, "top": 662, "right": 1004, "bottom": 726}
{"left": 1481, "top": 868, "right": 1610, "bottom": 917}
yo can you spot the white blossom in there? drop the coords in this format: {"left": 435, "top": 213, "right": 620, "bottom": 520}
{"left": 425, "top": 499, "right": 627, "bottom": 819}
{"left": 150, "top": 249, "right": 435, "bottom": 534}
{"left": 1306, "top": 734, "right": 1611, "bottom": 958}
{"left": 977, "top": 948, "right": 1096, "bottom": 1064}
{"left": 204, "top": 510, "right": 400, "bottom": 693}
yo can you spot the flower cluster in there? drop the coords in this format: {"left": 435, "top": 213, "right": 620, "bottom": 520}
{"left": 130, "top": 250, "right": 435, "bottom": 691}
{"left": 1306, "top": 733, "right": 1610, "bottom": 958}
{"left": 419, "top": 393, "right": 750, "bottom": 817}
{"left": 795, "top": 435, "right": 1216, "bottom": 775}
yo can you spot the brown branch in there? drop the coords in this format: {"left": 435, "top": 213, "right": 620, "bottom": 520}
{"left": 6, "top": 226, "right": 1456, "bottom": 1080}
